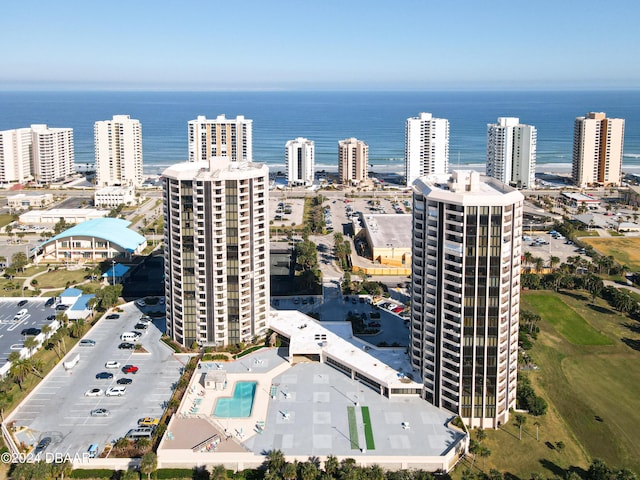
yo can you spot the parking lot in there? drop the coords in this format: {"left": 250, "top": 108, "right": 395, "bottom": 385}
{"left": 7, "top": 301, "right": 183, "bottom": 457}
{"left": 0, "top": 298, "right": 56, "bottom": 365}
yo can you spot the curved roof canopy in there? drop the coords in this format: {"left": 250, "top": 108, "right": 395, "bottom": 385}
{"left": 44, "top": 218, "right": 146, "bottom": 252}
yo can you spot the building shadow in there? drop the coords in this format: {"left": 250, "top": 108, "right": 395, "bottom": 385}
{"left": 621, "top": 337, "right": 640, "bottom": 352}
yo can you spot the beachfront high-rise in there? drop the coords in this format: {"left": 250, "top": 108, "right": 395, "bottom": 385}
{"left": 188, "top": 115, "right": 252, "bottom": 163}
{"left": 0, "top": 125, "right": 74, "bottom": 186}
{"left": 94, "top": 115, "right": 143, "bottom": 187}
{"left": 572, "top": 112, "right": 625, "bottom": 188}
{"left": 0, "top": 128, "right": 32, "bottom": 186}
{"left": 405, "top": 112, "right": 449, "bottom": 187}
{"left": 162, "top": 157, "right": 269, "bottom": 348}
{"left": 486, "top": 117, "right": 537, "bottom": 189}
{"left": 411, "top": 170, "right": 523, "bottom": 428}
{"left": 285, "top": 137, "right": 315, "bottom": 186}
{"left": 338, "top": 137, "right": 368, "bottom": 185}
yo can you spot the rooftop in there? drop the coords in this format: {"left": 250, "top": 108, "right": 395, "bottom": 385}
{"left": 360, "top": 214, "right": 412, "bottom": 249}
{"left": 45, "top": 218, "right": 146, "bottom": 253}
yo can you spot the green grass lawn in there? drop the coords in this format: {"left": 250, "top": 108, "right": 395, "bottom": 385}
{"left": 34, "top": 269, "right": 89, "bottom": 289}
{"left": 517, "top": 290, "right": 640, "bottom": 474}
{"left": 523, "top": 294, "right": 613, "bottom": 345}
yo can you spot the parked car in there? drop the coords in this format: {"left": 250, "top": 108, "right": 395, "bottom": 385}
{"left": 34, "top": 437, "right": 51, "bottom": 454}
{"left": 56, "top": 304, "right": 69, "bottom": 311}
{"left": 138, "top": 417, "right": 159, "bottom": 427}
{"left": 90, "top": 408, "right": 110, "bottom": 417}
{"left": 106, "top": 314, "right": 120, "bottom": 320}
{"left": 134, "top": 322, "right": 148, "bottom": 330}
{"left": 118, "top": 342, "right": 135, "bottom": 350}
{"left": 105, "top": 386, "right": 126, "bottom": 397}
{"left": 123, "top": 365, "right": 139, "bottom": 374}
{"left": 17, "top": 300, "right": 28, "bottom": 307}
{"left": 84, "top": 388, "right": 103, "bottom": 397}
{"left": 117, "top": 378, "right": 133, "bottom": 385}
{"left": 80, "top": 339, "right": 96, "bottom": 347}
{"left": 21, "top": 328, "right": 41, "bottom": 336}
{"left": 45, "top": 297, "right": 55, "bottom": 307}
{"left": 95, "top": 372, "right": 114, "bottom": 380}
{"left": 105, "top": 361, "right": 120, "bottom": 369}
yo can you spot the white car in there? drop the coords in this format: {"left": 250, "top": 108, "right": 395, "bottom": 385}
{"left": 105, "top": 386, "right": 126, "bottom": 397}
{"left": 84, "top": 388, "right": 103, "bottom": 397}
{"left": 105, "top": 361, "right": 120, "bottom": 369}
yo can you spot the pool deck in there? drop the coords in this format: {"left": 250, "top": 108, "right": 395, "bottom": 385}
{"left": 160, "top": 347, "right": 467, "bottom": 470}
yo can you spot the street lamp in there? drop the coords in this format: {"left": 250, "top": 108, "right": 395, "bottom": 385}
{"left": 111, "top": 260, "right": 116, "bottom": 285}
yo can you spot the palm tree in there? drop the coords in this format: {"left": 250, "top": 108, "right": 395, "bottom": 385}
{"left": 523, "top": 252, "right": 534, "bottom": 272}
{"left": 24, "top": 336, "right": 39, "bottom": 357}
{"left": 324, "top": 455, "right": 339, "bottom": 477}
{"left": 266, "top": 449, "right": 286, "bottom": 474}
{"left": 534, "top": 257, "right": 545, "bottom": 273}
{"left": 9, "top": 358, "right": 32, "bottom": 390}
{"left": 299, "top": 461, "right": 320, "bottom": 480}
{"left": 514, "top": 413, "right": 526, "bottom": 440}
{"left": 368, "top": 464, "right": 385, "bottom": 480}
{"left": 282, "top": 462, "right": 297, "bottom": 480}
{"left": 210, "top": 465, "right": 228, "bottom": 480}
{"left": 533, "top": 420, "right": 541, "bottom": 441}
{"left": 476, "top": 427, "right": 487, "bottom": 443}
{"left": 549, "top": 256, "right": 561, "bottom": 270}
{"left": 140, "top": 451, "right": 157, "bottom": 480}
{"left": 478, "top": 445, "right": 491, "bottom": 471}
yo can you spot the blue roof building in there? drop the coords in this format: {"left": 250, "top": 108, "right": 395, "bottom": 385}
{"left": 36, "top": 218, "right": 147, "bottom": 264}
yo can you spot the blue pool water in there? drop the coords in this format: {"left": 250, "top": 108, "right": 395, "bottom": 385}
{"left": 213, "top": 381, "right": 257, "bottom": 418}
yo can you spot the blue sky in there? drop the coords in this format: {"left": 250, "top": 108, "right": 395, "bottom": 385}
{"left": 1, "top": 0, "right": 639, "bottom": 90}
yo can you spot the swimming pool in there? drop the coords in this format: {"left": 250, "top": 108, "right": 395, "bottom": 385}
{"left": 213, "top": 381, "right": 257, "bottom": 418}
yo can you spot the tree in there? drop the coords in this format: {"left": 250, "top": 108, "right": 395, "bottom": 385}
{"left": 514, "top": 413, "right": 526, "bottom": 440}
{"left": 94, "top": 284, "right": 123, "bottom": 310}
{"left": 555, "top": 441, "right": 565, "bottom": 452}
{"left": 533, "top": 420, "right": 541, "bottom": 441}
{"left": 211, "top": 464, "right": 228, "bottom": 480}
{"left": 140, "top": 451, "right": 157, "bottom": 480}
{"left": 23, "top": 336, "right": 39, "bottom": 356}
{"left": 11, "top": 251, "right": 28, "bottom": 272}
{"left": 587, "top": 459, "right": 612, "bottom": 480}
{"left": 549, "top": 256, "right": 561, "bottom": 270}
{"left": 299, "top": 461, "right": 320, "bottom": 480}
{"left": 533, "top": 257, "right": 545, "bottom": 273}
{"left": 282, "top": 462, "right": 298, "bottom": 480}
{"left": 9, "top": 358, "right": 32, "bottom": 390}
{"left": 523, "top": 252, "right": 534, "bottom": 272}
{"left": 70, "top": 319, "right": 86, "bottom": 339}
{"left": 266, "top": 449, "right": 286, "bottom": 474}
{"left": 478, "top": 445, "right": 491, "bottom": 471}
{"left": 476, "top": 427, "right": 487, "bottom": 443}
{"left": 324, "top": 455, "right": 339, "bottom": 477}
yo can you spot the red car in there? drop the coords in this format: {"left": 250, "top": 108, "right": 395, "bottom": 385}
{"left": 123, "top": 365, "right": 139, "bottom": 374}
{"left": 393, "top": 306, "right": 404, "bottom": 313}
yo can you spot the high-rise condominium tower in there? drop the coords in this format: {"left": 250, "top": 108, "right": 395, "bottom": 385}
{"left": 162, "top": 157, "right": 269, "bottom": 348}
{"left": 188, "top": 115, "right": 252, "bottom": 163}
{"left": 30, "top": 124, "right": 74, "bottom": 184}
{"left": 405, "top": 112, "right": 449, "bottom": 187}
{"left": 1, "top": 125, "right": 74, "bottom": 185}
{"left": 486, "top": 117, "right": 537, "bottom": 189}
{"left": 0, "top": 128, "right": 32, "bottom": 186}
{"left": 94, "top": 115, "right": 143, "bottom": 187}
{"left": 285, "top": 137, "right": 315, "bottom": 186}
{"left": 338, "top": 138, "right": 368, "bottom": 185}
{"left": 572, "top": 112, "right": 625, "bottom": 188}
{"left": 411, "top": 170, "right": 523, "bottom": 428}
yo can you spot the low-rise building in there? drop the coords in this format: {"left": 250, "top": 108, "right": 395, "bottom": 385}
{"left": 7, "top": 193, "right": 54, "bottom": 209}
{"left": 19, "top": 208, "right": 108, "bottom": 225}
{"left": 35, "top": 218, "right": 146, "bottom": 263}
{"left": 358, "top": 213, "right": 412, "bottom": 266}
{"left": 94, "top": 186, "right": 137, "bottom": 208}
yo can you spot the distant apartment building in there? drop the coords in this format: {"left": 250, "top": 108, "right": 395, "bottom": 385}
{"left": 162, "top": 157, "right": 269, "bottom": 348}
{"left": 572, "top": 112, "right": 625, "bottom": 188}
{"left": 30, "top": 124, "right": 74, "bottom": 184}
{"left": 405, "top": 112, "right": 450, "bottom": 186}
{"left": 0, "top": 125, "right": 73, "bottom": 186}
{"left": 94, "top": 115, "right": 143, "bottom": 187}
{"left": 94, "top": 186, "right": 137, "bottom": 208}
{"left": 486, "top": 117, "right": 537, "bottom": 189}
{"left": 188, "top": 115, "right": 252, "bottom": 163}
{"left": 338, "top": 138, "right": 368, "bottom": 185}
{"left": 285, "top": 137, "right": 315, "bottom": 186}
{"left": 0, "top": 128, "right": 32, "bottom": 186}
{"left": 411, "top": 170, "right": 523, "bottom": 428}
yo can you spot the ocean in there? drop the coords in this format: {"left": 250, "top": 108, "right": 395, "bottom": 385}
{"left": 1, "top": 90, "right": 639, "bottom": 176}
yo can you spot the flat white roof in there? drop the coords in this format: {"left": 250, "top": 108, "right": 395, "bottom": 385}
{"left": 361, "top": 214, "right": 412, "bottom": 250}
{"left": 268, "top": 310, "right": 421, "bottom": 391}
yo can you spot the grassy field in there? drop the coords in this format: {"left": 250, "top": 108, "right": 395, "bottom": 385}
{"left": 518, "top": 290, "right": 640, "bottom": 473}
{"left": 456, "top": 289, "right": 640, "bottom": 478}
{"left": 34, "top": 269, "right": 89, "bottom": 289}
{"left": 523, "top": 294, "right": 613, "bottom": 345}
{"left": 581, "top": 237, "right": 640, "bottom": 270}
